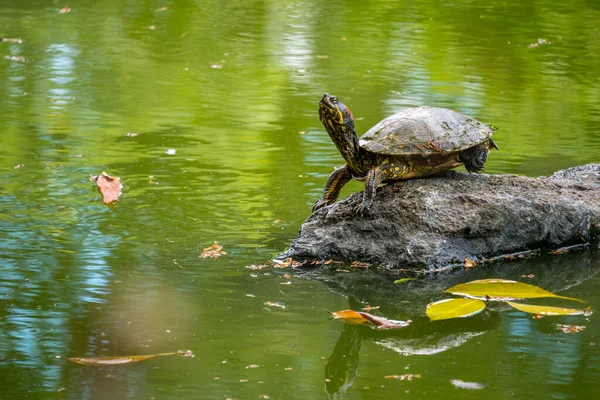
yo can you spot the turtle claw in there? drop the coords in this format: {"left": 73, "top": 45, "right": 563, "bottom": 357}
{"left": 353, "top": 201, "right": 372, "bottom": 216}
{"left": 312, "top": 198, "right": 328, "bottom": 213}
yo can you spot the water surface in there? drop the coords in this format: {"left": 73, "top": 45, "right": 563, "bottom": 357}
{"left": 1, "top": 0, "right": 599, "bottom": 399}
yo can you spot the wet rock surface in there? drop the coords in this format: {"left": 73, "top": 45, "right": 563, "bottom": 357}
{"left": 284, "top": 164, "right": 600, "bottom": 270}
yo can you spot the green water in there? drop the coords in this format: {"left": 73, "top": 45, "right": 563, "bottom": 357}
{"left": 1, "top": 0, "right": 599, "bottom": 399}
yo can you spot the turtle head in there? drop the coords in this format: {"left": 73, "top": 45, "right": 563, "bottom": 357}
{"left": 319, "top": 93, "right": 355, "bottom": 132}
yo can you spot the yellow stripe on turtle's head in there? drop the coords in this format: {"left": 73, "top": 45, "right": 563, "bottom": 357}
{"left": 319, "top": 93, "right": 355, "bottom": 129}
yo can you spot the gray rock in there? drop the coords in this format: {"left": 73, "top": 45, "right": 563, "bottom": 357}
{"left": 284, "top": 164, "right": 600, "bottom": 270}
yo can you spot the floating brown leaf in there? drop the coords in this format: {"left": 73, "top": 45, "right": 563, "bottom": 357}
{"left": 464, "top": 258, "right": 477, "bottom": 268}
{"left": 90, "top": 172, "right": 122, "bottom": 206}
{"left": 68, "top": 350, "right": 193, "bottom": 366}
{"left": 4, "top": 55, "right": 24, "bottom": 62}
{"left": 264, "top": 301, "right": 286, "bottom": 309}
{"left": 2, "top": 38, "right": 23, "bottom": 43}
{"left": 350, "top": 261, "right": 369, "bottom": 269}
{"left": 200, "top": 242, "right": 226, "bottom": 259}
{"left": 556, "top": 324, "right": 586, "bottom": 334}
{"left": 59, "top": 7, "right": 71, "bottom": 13}
{"left": 245, "top": 264, "right": 268, "bottom": 270}
{"left": 273, "top": 257, "right": 302, "bottom": 268}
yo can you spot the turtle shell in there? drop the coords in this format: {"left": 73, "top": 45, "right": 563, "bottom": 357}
{"left": 359, "top": 106, "right": 495, "bottom": 155}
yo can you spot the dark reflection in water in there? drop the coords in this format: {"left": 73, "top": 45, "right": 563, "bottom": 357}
{"left": 0, "top": 0, "right": 599, "bottom": 398}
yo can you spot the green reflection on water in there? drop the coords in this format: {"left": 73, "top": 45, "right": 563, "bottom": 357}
{"left": 0, "top": 0, "right": 599, "bottom": 399}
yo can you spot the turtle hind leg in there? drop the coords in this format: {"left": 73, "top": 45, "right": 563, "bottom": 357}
{"left": 460, "top": 144, "right": 489, "bottom": 173}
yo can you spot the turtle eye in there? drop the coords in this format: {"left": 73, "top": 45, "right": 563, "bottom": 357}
{"left": 330, "top": 96, "right": 338, "bottom": 103}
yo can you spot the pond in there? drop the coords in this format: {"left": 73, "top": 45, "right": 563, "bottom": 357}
{"left": 1, "top": 0, "right": 599, "bottom": 398}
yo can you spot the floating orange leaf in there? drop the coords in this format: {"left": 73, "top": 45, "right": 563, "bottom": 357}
{"left": 90, "top": 172, "right": 122, "bottom": 206}
{"left": 200, "top": 242, "right": 226, "bottom": 259}
{"left": 330, "top": 310, "right": 410, "bottom": 330}
{"left": 330, "top": 310, "right": 368, "bottom": 325}
{"left": 68, "top": 350, "right": 193, "bottom": 366}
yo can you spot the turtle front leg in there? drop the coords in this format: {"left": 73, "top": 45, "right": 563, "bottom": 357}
{"left": 313, "top": 165, "right": 353, "bottom": 212}
{"left": 354, "top": 161, "right": 408, "bottom": 215}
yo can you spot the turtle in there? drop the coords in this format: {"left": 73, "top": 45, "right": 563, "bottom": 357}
{"left": 313, "top": 93, "right": 498, "bottom": 214}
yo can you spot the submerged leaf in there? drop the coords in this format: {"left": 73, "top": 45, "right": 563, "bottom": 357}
{"left": 450, "top": 379, "right": 485, "bottom": 390}
{"left": 384, "top": 374, "right": 421, "bottom": 381}
{"left": 68, "top": 350, "right": 193, "bottom": 366}
{"left": 393, "top": 278, "right": 414, "bottom": 284}
{"left": 426, "top": 298, "right": 486, "bottom": 321}
{"left": 506, "top": 302, "right": 590, "bottom": 316}
{"left": 444, "top": 279, "right": 586, "bottom": 303}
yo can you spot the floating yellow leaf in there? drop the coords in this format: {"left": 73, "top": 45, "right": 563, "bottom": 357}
{"left": 68, "top": 350, "right": 193, "bottom": 366}
{"left": 444, "top": 279, "right": 586, "bottom": 303}
{"left": 426, "top": 298, "right": 486, "bottom": 321}
{"left": 393, "top": 278, "right": 414, "bottom": 284}
{"left": 506, "top": 302, "right": 590, "bottom": 316}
